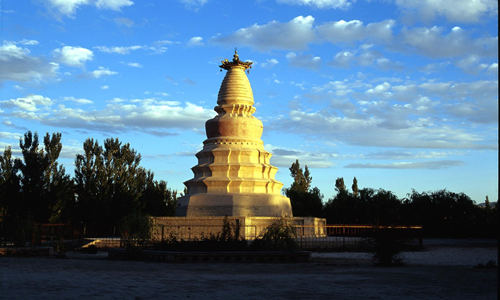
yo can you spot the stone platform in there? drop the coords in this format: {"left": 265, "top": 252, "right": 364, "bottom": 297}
{"left": 151, "top": 216, "right": 326, "bottom": 241}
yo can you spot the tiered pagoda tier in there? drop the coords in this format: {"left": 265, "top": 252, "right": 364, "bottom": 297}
{"left": 177, "top": 51, "right": 293, "bottom": 217}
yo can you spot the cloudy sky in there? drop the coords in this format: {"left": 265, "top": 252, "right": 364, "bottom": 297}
{"left": 1, "top": 0, "right": 497, "bottom": 203}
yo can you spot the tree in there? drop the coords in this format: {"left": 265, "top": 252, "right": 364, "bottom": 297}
{"left": 402, "top": 189, "right": 481, "bottom": 237}
{"left": 141, "top": 175, "right": 177, "bottom": 217}
{"left": 16, "top": 132, "right": 73, "bottom": 224}
{"left": 0, "top": 147, "right": 25, "bottom": 244}
{"left": 0, "top": 147, "right": 21, "bottom": 217}
{"left": 288, "top": 160, "right": 312, "bottom": 193}
{"left": 42, "top": 133, "right": 74, "bottom": 223}
{"left": 74, "top": 137, "right": 176, "bottom": 235}
{"left": 352, "top": 177, "right": 359, "bottom": 198}
{"left": 285, "top": 160, "right": 322, "bottom": 217}
{"left": 335, "top": 177, "right": 346, "bottom": 194}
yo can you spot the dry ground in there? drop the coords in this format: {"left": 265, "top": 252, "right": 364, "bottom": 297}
{"left": 0, "top": 239, "right": 497, "bottom": 299}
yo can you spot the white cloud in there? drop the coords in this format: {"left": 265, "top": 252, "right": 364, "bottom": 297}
{"left": 213, "top": 15, "right": 316, "bottom": 51}
{"left": 0, "top": 95, "right": 52, "bottom": 112}
{"left": 114, "top": 17, "right": 134, "bottom": 27}
{"left": 63, "top": 96, "right": 93, "bottom": 104}
{"left": 286, "top": 52, "right": 321, "bottom": 70}
{"left": 187, "top": 36, "right": 204, "bottom": 46}
{"left": 46, "top": 0, "right": 89, "bottom": 16}
{"left": 366, "top": 82, "right": 391, "bottom": 95}
{"left": 260, "top": 58, "right": 279, "bottom": 68}
{"left": 2, "top": 95, "right": 215, "bottom": 135}
{"left": 331, "top": 51, "right": 354, "bottom": 67}
{"left": 101, "top": 85, "right": 109, "bottom": 90}
{"left": 95, "top": 42, "right": 175, "bottom": 55}
{"left": 266, "top": 144, "right": 337, "bottom": 168}
{"left": 400, "top": 26, "right": 498, "bottom": 58}
{"left": 363, "top": 150, "right": 457, "bottom": 160}
{"left": 91, "top": 66, "right": 117, "bottom": 78}
{"left": 318, "top": 19, "right": 395, "bottom": 44}
{"left": 46, "top": 0, "right": 133, "bottom": 17}
{"left": 487, "top": 63, "right": 498, "bottom": 75}
{"left": 214, "top": 16, "right": 496, "bottom": 61}
{"left": 395, "top": 0, "right": 498, "bottom": 23}
{"left": 54, "top": 46, "right": 93, "bottom": 67}
{"left": 180, "top": 0, "right": 207, "bottom": 9}
{"left": 345, "top": 160, "right": 463, "bottom": 169}
{"left": 0, "top": 131, "right": 22, "bottom": 141}
{"left": 0, "top": 41, "right": 59, "bottom": 83}
{"left": 277, "top": 0, "right": 351, "bottom": 9}
{"left": 455, "top": 55, "right": 488, "bottom": 74}
{"left": 275, "top": 110, "right": 493, "bottom": 149}
{"left": 273, "top": 76, "right": 498, "bottom": 149}
{"left": 38, "top": 98, "right": 215, "bottom": 134}
{"left": 126, "top": 62, "right": 142, "bottom": 68}
{"left": 330, "top": 45, "right": 402, "bottom": 70}
{"left": 15, "top": 39, "right": 39, "bottom": 46}
{"left": 95, "top": 45, "right": 143, "bottom": 54}
{"left": 95, "top": 0, "right": 133, "bottom": 10}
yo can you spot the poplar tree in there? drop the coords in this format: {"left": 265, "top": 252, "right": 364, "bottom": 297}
{"left": 16, "top": 132, "right": 73, "bottom": 223}
{"left": 335, "top": 177, "right": 346, "bottom": 194}
{"left": 285, "top": 160, "right": 322, "bottom": 217}
{"left": 352, "top": 177, "right": 359, "bottom": 198}
{"left": 74, "top": 137, "right": 176, "bottom": 235}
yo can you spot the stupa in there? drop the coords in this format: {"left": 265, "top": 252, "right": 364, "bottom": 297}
{"left": 152, "top": 52, "right": 325, "bottom": 241}
{"left": 176, "top": 51, "right": 293, "bottom": 217}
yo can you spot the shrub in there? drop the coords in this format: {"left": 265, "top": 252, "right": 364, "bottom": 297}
{"left": 252, "top": 218, "right": 297, "bottom": 250}
{"left": 119, "top": 213, "right": 152, "bottom": 248}
{"left": 371, "top": 230, "right": 405, "bottom": 266}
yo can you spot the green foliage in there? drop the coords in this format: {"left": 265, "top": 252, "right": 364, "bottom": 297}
{"left": 352, "top": 177, "right": 359, "bottom": 198}
{"left": 1, "top": 132, "right": 74, "bottom": 245}
{"left": 16, "top": 132, "right": 74, "bottom": 224}
{"left": 402, "top": 189, "right": 497, "bottom": 237}
{"left": 142, "top": 178, "right": 177, "bottom": 217}
{"left": 252, "top": 218, "right": 297, "bottom": 250}
{"left": 324, "top": 179, "right": 498, "bottom": 237}
{"left": 153, "top": 217, "right": 247, "bottom": 251}
{"left": 0, "top": 215, "right": 33, "bottom": 246}
{"left": 285, "top": 160, "right": 323, "bottom": 217}
{"left": 286, "top": 187, "right": 323, "bottom": 217}
{"left": 119, "top": 213, "right": 152, "bottom": 247}
{"left": 372, "top": 231, "right": 404, "bottom": 266}
{"left": 335, "top": 177, "right": 346, "bottom": 194}
{"left": 74, "top": 137, "right": 177, "bottom": 235}
{"left": 288, "top": 159, "right": 312, "bottom": 193}
{"left": 0, "top": 147, "right": 21, "bottom": 219}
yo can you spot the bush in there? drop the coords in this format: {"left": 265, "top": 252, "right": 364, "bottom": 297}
{"left": 119, "top": 213, "right": 152, "bottom": 248}
{"left": 371, "top": 230, "right": 405, "bottom": 266}
{"left": 1, "top": 216, "right": 33, "bottom": 246}
{"left": 252, "top": 218, "right": 297, "bottom": 250}
{"left": 151, "top": 217, "right": 247, "bottom": 251}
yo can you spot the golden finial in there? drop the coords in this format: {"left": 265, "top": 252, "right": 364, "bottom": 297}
{"left": 220, "top": 49, "right": 252, "bottom": 71}
{"left": 233, "top": 48, "right": 239, "bottom": 62}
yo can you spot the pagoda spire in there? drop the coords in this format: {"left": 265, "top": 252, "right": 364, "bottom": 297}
{"left": 177, "top": 51, "right": 292, "bottom": 217}
{"left": 220, "top": 49, "right": 253, "bottom": 71}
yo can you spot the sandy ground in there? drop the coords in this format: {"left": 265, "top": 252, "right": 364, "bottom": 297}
{"left": 0, "top": 239, "right": 497, "bottom": 299}
{"left": 312, "top": 238, "right": 498, "bottom": 266}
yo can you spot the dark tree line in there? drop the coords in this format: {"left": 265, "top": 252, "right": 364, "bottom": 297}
{"left": 287, "top": 160, "right": 498, "bottom": 238}
{"left": 2, "top": 133, "right": 496, "bottom": 242}
{"left": 0, "top": 131, "right": 177, "bottom": 243}
{"left": 284, "top": 160, "right": 323, "bottom": 218}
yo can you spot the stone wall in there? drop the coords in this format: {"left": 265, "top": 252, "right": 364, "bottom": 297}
{"left": 151, "top": 216, "right": 326, "bottom": 241}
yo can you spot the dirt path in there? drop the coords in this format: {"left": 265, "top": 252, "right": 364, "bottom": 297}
{"left": 0, "top": 256, "right": 496, "bottom": 299}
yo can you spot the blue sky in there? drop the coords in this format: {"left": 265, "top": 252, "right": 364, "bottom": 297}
{"left": 1, "top": 0, "right": 498, "bottom": 203}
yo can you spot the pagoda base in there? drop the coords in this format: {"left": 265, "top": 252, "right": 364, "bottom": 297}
{"left": 176, "top": 193, "right": 293, "bottom": 217}
{"left": 151, "top": 216, "right": 326, "bottom": 240}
